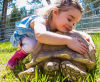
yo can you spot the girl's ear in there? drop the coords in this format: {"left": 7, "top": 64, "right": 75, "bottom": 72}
{"left": 52, "top": 8, "right": 59, "bottom": 17}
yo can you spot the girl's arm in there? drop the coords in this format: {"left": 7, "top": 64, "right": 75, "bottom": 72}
{"left": 30, "top": 17, "right": 70, "bottom": 45}
{"left": 30, "top": 17, "right": 88, "bottom": 54}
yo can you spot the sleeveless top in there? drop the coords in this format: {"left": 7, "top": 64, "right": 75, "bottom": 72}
{"left": 10, "top": 15, "right": 49, "bottom": 47}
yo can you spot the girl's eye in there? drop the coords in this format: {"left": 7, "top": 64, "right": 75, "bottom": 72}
{"left": 68, "top": 18, "right": 72, "bottom": 22}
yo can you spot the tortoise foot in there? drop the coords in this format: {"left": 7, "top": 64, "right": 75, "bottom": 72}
{"left": 43, "top": 60, "right": 60, "bottom": 79}
{"left": 60, "top": 61, "right": 87, "bottom": 81}
{"left": 18, "top": 67, "right": 35, "bottom": 81}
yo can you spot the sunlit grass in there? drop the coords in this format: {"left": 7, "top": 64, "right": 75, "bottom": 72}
{"left": 0, "top": 33, "right": 100, "bottom": 82}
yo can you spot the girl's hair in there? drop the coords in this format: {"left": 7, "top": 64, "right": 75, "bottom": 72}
{"left": 35, "top": 0, "right": 83, "bottom": 19}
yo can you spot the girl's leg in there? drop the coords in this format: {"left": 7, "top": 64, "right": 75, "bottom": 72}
{"left": 21, "top": 37, "right": 37, "bottom": 54}
{"left": 7, "top": 37, "right": 37, "bottom": 70}
{"left": 7, "top": 49, "right": 28, "bottom": 70}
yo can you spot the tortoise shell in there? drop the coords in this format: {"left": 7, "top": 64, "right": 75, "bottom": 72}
{"left": 26, "top": 31, "right": 96, "bottom": 71}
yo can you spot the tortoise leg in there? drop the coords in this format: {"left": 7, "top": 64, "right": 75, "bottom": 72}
{"left": 60, "top": 61, "right": 87, "bottom": 81}
{"left": 43, "top": 59, "right": 60, "bottom": 79}
{"left": 18, "top": 67, "right": 35, "bottom": 81}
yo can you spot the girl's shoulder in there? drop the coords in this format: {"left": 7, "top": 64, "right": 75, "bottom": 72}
{"left": 31, "top": 15, "right": 49, "bottom": 30}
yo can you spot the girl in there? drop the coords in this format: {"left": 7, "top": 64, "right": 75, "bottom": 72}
{"left": 7, "top": 0, "right": 95, "bottom": 70}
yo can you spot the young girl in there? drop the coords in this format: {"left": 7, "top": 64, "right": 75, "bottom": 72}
{"left": 7, "top": 0, "right": 95, "bottom": 70}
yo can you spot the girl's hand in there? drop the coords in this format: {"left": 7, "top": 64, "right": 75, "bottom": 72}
{"left": 80, "top": 32, "right": 96, "bottom": 51}
{"left": 73, "top": 30, "right": 96, "bottom": 51}
{"left": 66, "top": 37, "right": 88, "bottom": 54}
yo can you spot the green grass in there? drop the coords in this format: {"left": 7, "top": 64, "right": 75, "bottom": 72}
{"left": 0, "top": 33, "right": 100, "bottom": 82}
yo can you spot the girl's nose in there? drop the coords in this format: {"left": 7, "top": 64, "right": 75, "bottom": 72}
{"left": 70, "top": 22, "right": 74, "bottom": 27}
{"left": 70, "top": 24, "right": 75, "bottom": 31}
{"left": 70, "top": 23, "right": 74, "bottom": 28}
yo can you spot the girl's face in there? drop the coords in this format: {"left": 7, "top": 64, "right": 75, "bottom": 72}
{"left": 51, "top": 6, "right": 82, "bottom": 32}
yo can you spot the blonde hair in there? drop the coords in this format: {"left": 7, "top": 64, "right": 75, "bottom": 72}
{"left": 35, "top": 0, "right": 83, "bottom": 19}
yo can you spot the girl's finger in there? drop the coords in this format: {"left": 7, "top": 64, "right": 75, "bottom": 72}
{"left": 80, "top": 43, "right": 88, "bottom": 54}
{"left": 79, "top": 49, "right": 85, "bottom": 55}
{"left": 81, "top": 46, "right": 88, "bottom": 54}
{"left": 81, "top": 43, "right": 88, "bottom": 49}
{"left": 86, "top": 37, "right": 90, "bottom": 42}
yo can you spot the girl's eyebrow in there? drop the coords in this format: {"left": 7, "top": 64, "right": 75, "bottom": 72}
{"left": 69, "top": 15, "right": 75, "bottom": 19}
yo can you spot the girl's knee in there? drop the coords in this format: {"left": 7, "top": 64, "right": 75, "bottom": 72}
{"left": 21, "top": 37, "right": 37, "bottom": 53}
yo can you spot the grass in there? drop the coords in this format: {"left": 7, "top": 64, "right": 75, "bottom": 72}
{"left": 0, "top": 33, "right": 100, "bottom": 82}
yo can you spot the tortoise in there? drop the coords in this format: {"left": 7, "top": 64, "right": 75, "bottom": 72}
{"left": 18, "top": 31, "right": 96, "bottom": 81}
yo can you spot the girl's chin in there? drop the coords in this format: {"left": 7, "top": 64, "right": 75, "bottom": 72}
{"left": 58, "top": 29, "right": 69, "bottom": 33}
